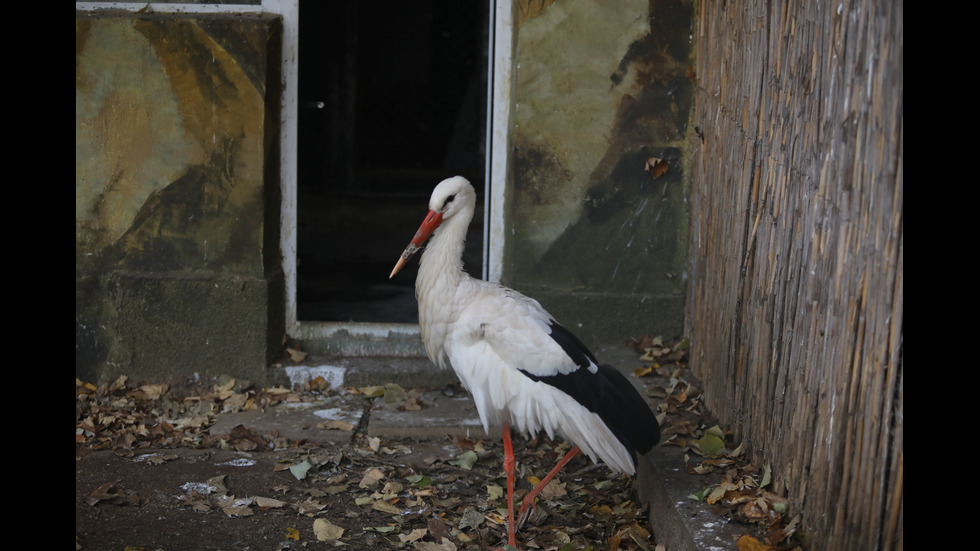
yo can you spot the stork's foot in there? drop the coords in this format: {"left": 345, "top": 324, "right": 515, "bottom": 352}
{"left": 515, "top": 498, "right": 537, "bottom": 531}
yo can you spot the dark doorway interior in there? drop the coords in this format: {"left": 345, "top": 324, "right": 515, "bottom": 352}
{"left": 297, "top": 1, "right": 487, "bottom": 323}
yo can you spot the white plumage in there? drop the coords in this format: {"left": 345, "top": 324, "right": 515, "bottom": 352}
{"left": 390, "top": 176, "right": 658, "bottom": 547}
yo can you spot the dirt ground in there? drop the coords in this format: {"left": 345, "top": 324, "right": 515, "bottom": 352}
{"left": 77, "top": 337, "right": 795, "bottom": 551}
{"left": 75, "top": 379, "right": 655, "bottom": 551}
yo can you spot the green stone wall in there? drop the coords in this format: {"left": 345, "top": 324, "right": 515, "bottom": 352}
{"left": 504, "top": 0, "right": 695, "bottom": 344}
{"left": 76, "top": 12, "right": 285, "bottom": 384}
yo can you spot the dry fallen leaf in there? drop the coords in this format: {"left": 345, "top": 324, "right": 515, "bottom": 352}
{"left": 384, "top": 383, "right": 408, "bottom": 403}
{"left": 86, "top": 483, "right": 139, "bottom": 506}
{"left": 628, "top": 521, "right": 651, "bottom": 548}
{"left": 372, "top": 499, "right": 402, "bottom": 514}
{"left": 458, "top": 508, "right": 485, "bottom": 530}
{"left": 254, "top": 496, "right": 286, "bottom": 508}
{"left": 382, "top": 481, "right": 404, "bottom": 495}
{"left": 138, "top": 453, "right": 179, "bottom": 465}
{"left": 359, "top": 467, "right": 385, "bottom": 488}
{"left": 297, "top": 498, "right": 326, "bottom": 516}
{"left": 365, "top": 526, "right": 398, "bottom": 535}
{"left": 221, "top": 504, "right": 254, "bottom": 517}
{"left": 539, "top": 480, "right": 567, "bottom": 500}
{"left": 318, "top": 419, "right": 356, "bottom": 431}
{"left": 140, "top": 384, "right": 168, "bottom": 400}
{"left": 736, "top": 534, "right": 774, "bottom": 551}
{"left": 427, "top": 516, "right": 450, "bottom": 542}
{"left": 415, "top": 540, "right": 458, "bottom": 551}
{"left": 358, "top": 385, "right": 386, "bottom": 398}
{"left": 645, "top": 157, "right": 669, "bottom": 179}
{"left": 691, "top": 429, "right": 725, "bottom": 458}
{"left": 448, "top": 450, "right": 478, "bottom": 470}
{"left": 308, "top": 375, "right": 330, "bottom": 392}
{"left": 486, "top": 484, "right": 504, "bottom": 501}
{"left": 398, "top": 528, "right": 427, "bottom": 543}
{"left": 289, "top": 461, "right": 311, "bottom": 480}
{"left": 400, "top": 398, "right": 423, "bottom": 411}
{"left": 313, "top": 518, "right": 345, "bottom": 543}
{"left": 286, "top": 347, "right": 307, "bottom": 362}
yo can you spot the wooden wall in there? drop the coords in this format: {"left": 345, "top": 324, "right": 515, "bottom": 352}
{"left": 687, "top": 1, "right": 902, "bottom": 549}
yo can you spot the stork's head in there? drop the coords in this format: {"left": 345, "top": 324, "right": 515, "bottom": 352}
{"left": 389, "top": 176, "right": 475, "bottom": 278}
{"left": 428, "top": 175, "right": 475, "bottom": 220}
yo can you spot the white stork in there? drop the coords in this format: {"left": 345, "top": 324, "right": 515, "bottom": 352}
{"left": 390, "top": 176, "right": 659, "bottom": 548}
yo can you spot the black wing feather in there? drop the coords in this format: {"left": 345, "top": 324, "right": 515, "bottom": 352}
{"left": 546, "top": 320, "right": 598, "bottom": 369}
{"left": 519, "top": 321, "right": 661, "bottom": 465}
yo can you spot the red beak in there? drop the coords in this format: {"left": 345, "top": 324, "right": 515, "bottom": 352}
{"left": 389, "top": 210, "right": 444, "bottom": 278}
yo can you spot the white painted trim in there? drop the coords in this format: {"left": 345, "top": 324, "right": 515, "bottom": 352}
{"left": 485, "top": 0, "right": 514, "bottom": 284}
{"left": 268, "top": 0, "right": 301, "bottom": 334}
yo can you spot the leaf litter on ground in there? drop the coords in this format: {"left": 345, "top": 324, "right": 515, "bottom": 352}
{"left": 77, "top": 370, "right": 656, "bottom": 550}
{"left": 632, "top": 335, "right": 805, "bottom": 551}
{"left": 78, "top": 335, "right": 806, "bottom": 550}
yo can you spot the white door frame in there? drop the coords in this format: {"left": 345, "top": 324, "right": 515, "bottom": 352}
{"left": 283, "top": 0, "right": 514, "bottom": 352}
{"left": 484, "top": 0, "right": 513, "bottom": 285}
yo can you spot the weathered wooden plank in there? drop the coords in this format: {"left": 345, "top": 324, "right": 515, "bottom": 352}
{"left": 689, "top": 0, "right": 902, "bottom": 549}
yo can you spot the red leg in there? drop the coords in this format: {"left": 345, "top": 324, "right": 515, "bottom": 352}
{"left": 501, "top": 420, "right": 517, "bottom": 549}
{"left": 516, "top": 445, "right": 581, "bottom": 529}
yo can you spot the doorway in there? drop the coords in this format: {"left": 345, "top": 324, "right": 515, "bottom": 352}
{"left": 296, "top": 1, "right": 488, "bottom": 323}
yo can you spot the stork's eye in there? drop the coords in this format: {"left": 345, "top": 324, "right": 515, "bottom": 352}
{"left": 443, "top": 194, "right": 456, "bottom": 210}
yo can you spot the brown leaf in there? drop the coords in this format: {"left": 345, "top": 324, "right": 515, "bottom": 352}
{"left": 86, "top": 483, "right": 140, "bottom": 506}
{"left": 427, "top": 516, "right": 450, "bottom": 542}
{"left": 359, "top": 467, "right": 385, "bottom": 488}
{"left": 631, "top": 335, "right": 654, "bottom": 352}
{"left": 628, "top": 521, "right": 651, "bottom": 545}
{"left": 254, "top": 496, "right": 287, "bottom": 508}
{"left": 398, "top": 528, "right": 427, "bottom": 543}
{"left": 286, "top": 347, "right": 307, "bottom": 362}
{"left": 741, "top": 497, "right": 769, "bottom": 520}
{"left": 371, "top": 499, "right": 402, "bottom": 514}
{"left": 222, "top": 504, "right": 253, "bottom": 517}
{"left": 539, "top": 480, "right": 567, "bottom": 499}
{"left": 736, "top": 534, "right": 775, "bottom": 551}
{"left": 308, "top": 376, "right": 331, "bottom": 392}
{"left": 399, "top": 397, "right": 423, "bottom": 411}
{"left": 318, "top": 419, "right": 356, "bottom": 431}
{"left": 645, "top": 157, "right": 669, "bottom": 179}
{"left": 140, "top": 384, "right": 169, "bottom": 400}
{"left": 227, "top": 424, "right": 268, "bottom": 451}
{"left": 415, "top": 540, "right": 458, "bottom": 551}
{"left": 313, "top": 518, "right": 345, "bottom": 542}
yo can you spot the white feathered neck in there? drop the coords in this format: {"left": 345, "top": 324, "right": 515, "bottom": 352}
{"left": 415, "top": 177, "right": 478, "bottom": 368}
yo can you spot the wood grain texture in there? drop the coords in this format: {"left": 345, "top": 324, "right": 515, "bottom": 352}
{"left": 688, "top": 1, "right": 902, "bottom": 549}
